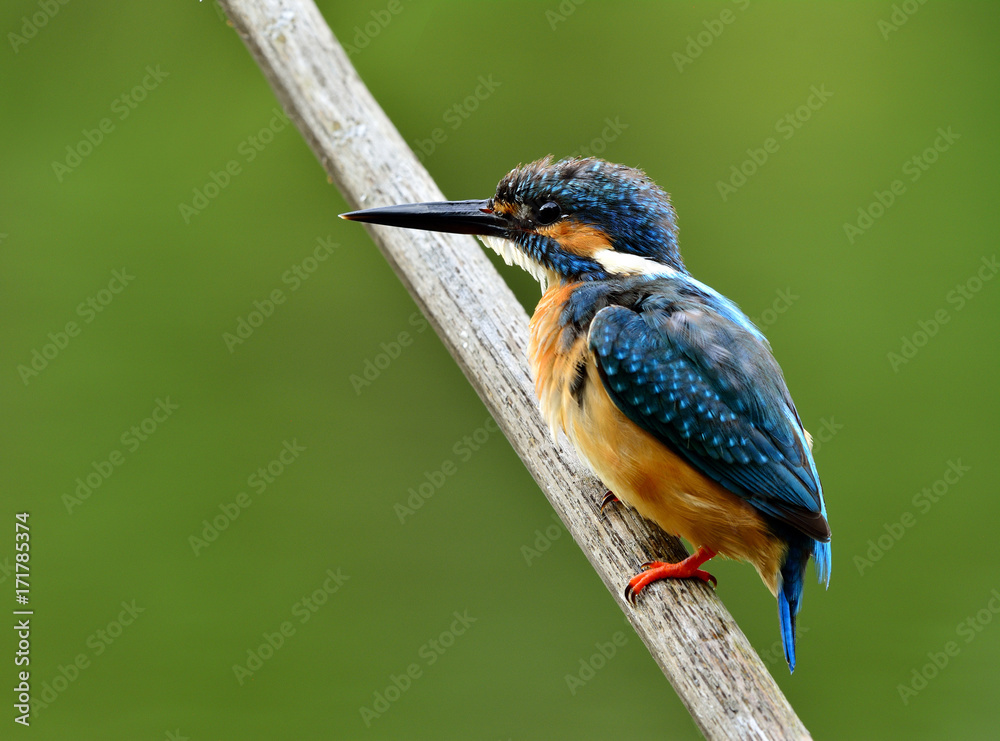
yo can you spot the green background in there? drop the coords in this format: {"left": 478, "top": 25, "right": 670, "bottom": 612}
{"left": 3, "top": 1, "right": 999, "bottom": 739}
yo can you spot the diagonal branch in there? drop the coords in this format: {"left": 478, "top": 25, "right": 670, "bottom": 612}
{"left": 217, "top": 1, "right": 811, "bottom": 738}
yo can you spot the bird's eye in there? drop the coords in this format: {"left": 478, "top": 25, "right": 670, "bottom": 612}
{"left": 536, "top": 201, "right": 561, "bottom": 225}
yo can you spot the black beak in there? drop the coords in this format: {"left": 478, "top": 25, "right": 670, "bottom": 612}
{"left": 340, "top": 199, "right": 508, "bottom": 238}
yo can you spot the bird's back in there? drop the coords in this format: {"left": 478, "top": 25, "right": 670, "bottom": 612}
{"left": 529, "top": 274, "right": 829, "bottom": 594}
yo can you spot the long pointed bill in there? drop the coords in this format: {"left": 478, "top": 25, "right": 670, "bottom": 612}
{"left": 340, "top": 199, "right": 508, "bottom": 237}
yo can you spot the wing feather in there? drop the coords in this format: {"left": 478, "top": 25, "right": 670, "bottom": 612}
{"left": 589, "top": 294, "right": 830, "bottom": 542}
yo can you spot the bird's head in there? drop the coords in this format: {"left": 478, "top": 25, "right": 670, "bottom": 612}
{"left": 342, "top": 157, "right": 685, "bottom": 290}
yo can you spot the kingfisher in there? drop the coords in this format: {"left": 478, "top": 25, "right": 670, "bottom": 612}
{"left": 342, "top": 157, "right": 831, "bottom": 671}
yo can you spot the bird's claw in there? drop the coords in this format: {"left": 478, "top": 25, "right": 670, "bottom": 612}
{"left": 624, "top": 583, "right": 637, "bottom": 605}
{"left": 600, "top": 491, "right": 619, "bottom": 514}
{"left": 696, "top": 570, "right": 718, "bottom": 588}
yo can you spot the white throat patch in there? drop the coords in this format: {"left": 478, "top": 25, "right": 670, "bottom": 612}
{"left": 593, "top": 248, "right": 678, "bottom": 278}
{"left": 479, "top": 236, "right": 678, "bottom": 291}
{"left": 480, "top": 234, "right": 557, "bottom": 292}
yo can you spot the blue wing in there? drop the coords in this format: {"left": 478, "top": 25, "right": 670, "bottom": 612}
{"left": 588, "top": 285, "right": 830, "bottom": 542}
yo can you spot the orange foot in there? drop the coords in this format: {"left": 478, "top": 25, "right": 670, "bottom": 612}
{"left": 624, "top": 546, "right": 718, "bottom": 604}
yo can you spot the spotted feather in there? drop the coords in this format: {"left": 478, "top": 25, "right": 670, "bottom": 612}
{"left": 589, "top": 287, "right": 830, "bottom": 542}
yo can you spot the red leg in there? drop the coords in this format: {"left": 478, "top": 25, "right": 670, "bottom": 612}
{"left": 624, "top": 546, "right": 717, "bottom": 604}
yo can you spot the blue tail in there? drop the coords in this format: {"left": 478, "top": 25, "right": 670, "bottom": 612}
{"left": 778, "top": 539, "right": 831, "bottom": 673}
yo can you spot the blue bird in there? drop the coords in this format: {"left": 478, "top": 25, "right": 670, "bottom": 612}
{"left": 342, "top": 157, "right": 831, "bottom": 671}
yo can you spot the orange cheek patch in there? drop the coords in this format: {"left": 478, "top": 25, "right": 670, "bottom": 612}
{"left": 537, "top": 221, "right": 612, "bottom": 259}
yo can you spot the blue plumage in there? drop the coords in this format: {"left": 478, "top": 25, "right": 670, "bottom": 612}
{"left": 341, "top": 156, "right": 832, "bottom": 672}
{"left": 585, "top": 276, "right": 830, "bottom": 671}
{"left": 587, "top": 279, "right": 830, "bottom": 543}
{"left": 495, "top": 157, "right": 685, "bottom": 274}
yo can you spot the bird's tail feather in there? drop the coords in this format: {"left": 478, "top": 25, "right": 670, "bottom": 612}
{"left": 814, "top": 539, "right": 832, "bottom": 587}
{"left": 778, "top": 545, "right": 810, "bottom": 673}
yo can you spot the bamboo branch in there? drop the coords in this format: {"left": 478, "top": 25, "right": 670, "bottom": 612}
{"left": 217, "top": 1, "right": 811, "bottom": 738}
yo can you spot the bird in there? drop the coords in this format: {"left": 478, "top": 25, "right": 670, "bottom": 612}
{"left": 341, "top": 156, "right": 831, "bottom": 671}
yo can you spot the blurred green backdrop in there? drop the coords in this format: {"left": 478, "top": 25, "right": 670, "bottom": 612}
{"left": 3, "top": 1, "right": 999, "bottom": 739}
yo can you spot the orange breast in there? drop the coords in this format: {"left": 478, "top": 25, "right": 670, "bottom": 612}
{"left": 528, "top": 282, "right": 786, "bottom": 593}
{"left": 528, "top": 281, "right": 588, "bottom": 434}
